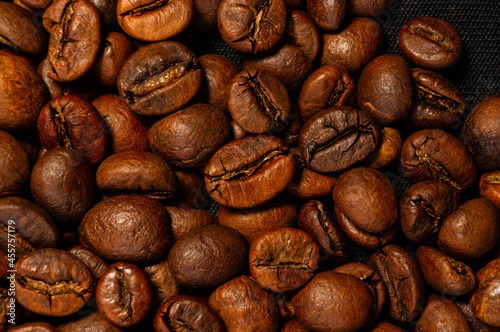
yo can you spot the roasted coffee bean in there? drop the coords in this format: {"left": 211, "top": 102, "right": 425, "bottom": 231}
{"left": 471, "top": 258, "right": 500, "bottom": 327}
{"left": 205, "top": 135, "right": 295, "bottom": 208}
{"left": 43, "top": 0, "right": 101, "bottom": 82}
{"left": 117, "top": 0, "right": 192, "bottom": 42}
{"left": 401, "top": 129, "right": 477, "bottom": 190}
{"left": 58, "top": 311, "right": 125, "bottom": 331}
{"left": 0, "top": 196, "right": 59, "bottom": 258}
{"left": 96, "top": 262, "right": 152, "bottom": 327}
{"left": 209, "top": 275, "right": 280, "bottom": 332}
{"left": 286, "top": 9, "right": 321, "bottom": 62}
{"left": 416, "top": 246, "right": 475, "bottom": 296}
{"left": 298, "top": 200, "right": 348, "bottom": 264}
{"left": 0, "top": 53, "right": 48, "bottom": 132}
{"left": 299, "top": 107, "right": 379, "bottom": 173}
{"left": 438, "top": 198, "right": 500, "bottom": 260}
{"left": 31, "top": 147, "right": 96, "bottom": 224}
{"left": 347, "top": 0, "right": 390, "bottom": 16}
{"left": 249, "top": 227, "right": 319, "bottom": 292}
{"left": 358, "top": 54, "right": 412, "bottom": 125}
{"left": 218, "top": 0, "right": 286, "bottom": 54}
{"left": 0, "top": 288, "right": 11, "bottom": 332}
{"left": 166, "top": 206, "right": 217, "bottom": 241}
{"left": 37, "top": 94, "right": 108, "bottom": 166}
{"left": 307, "top": 0, "right": 346, "bottom": 31}
{"left": 480, "top": 171, "right": 500, "bottom": 208}
{"left": 17, "top": 0, "right": 51, "bottom": 10}
{"left": 88, "top": 0, "right": 119, "bottom": 30}
{"left": 298, "top": 65, "right": 356, "bottom": 123}
{"left": 191, "top": 0, "right": 221, "bottom": 31}
{"left": 364, "top": 127, "right": 402, "bottom": 169}
{"left": 292, "top": 271, "right": 375, "bottom": 332}
{"left": 15, "top": 248, "right": 94, "bottom": 316}
{"left": 333, "top": 167, "right": 399, "bottom": 249}
{"left": 79, "top": 195, "right": 171, "bottom": 263}
{"left": 91, "top": 94, "right": 149, "bottom": 154}
{"left": 455, "top": 300, "right": 500, "bottom": 332}
{"left": 148, "top": 103, "right": 232, "bottom": 168}
{"left": 91, "top": 32, "right": 135, "bottom": 87}
{"left": 68, "top": 246, "right": 108, "bottom": 280}
{"left": 96, "top": 151, "right": 177, "bottom": 200}
{"left": 169, "top": 168, "right": 210, "bottom": 209}
{"left": 399, "top": 16, "right": 462, "bottom": 70}
{"left": 9, "top": 322, "right": 59, "bottom": 332}
{"left": 154, "top": 295, "right": 224, "bottom": 332}
{"left": 168, "top": 224, "right": 248, "bottom": 289}
{"left": 231, "top": 120, "right": 247, "bottom": 139}
{"left": 407, "top": 68, "right": 465, "bottom": 128}
{"left": 334, "top": 262, "right": 387, "bottom": 325}
{"left": 286, "top": 147, "right": 336, "bottom": 200}
{"left": 218, "top": 194, "right": 296, "bottom": 243}
{"left": 117, "top": 41, "right": 203, "bottom": 116}
{"left": 321, "top": 17, "right": 382, "bottom": 74}
{"left": 198, "top": 54, "right": 239, "bottom": 114}
{"left": 243, "top": 42, "right": 313, "bottom": 92}
{"left": 143, "top": 260, "right": 180, "bottom": 305}
{"left": 416, "top": 295, "right": 471, "bottom": 332}
{"left": 228, "top": 70, "right": 291, "bottom": 134}
{"left": 459, "top": 94, "right": 500, "bottom": 172}
{"left": 366, "top": 321, "right": 405, "bottom": 332}
{"left": 369, "top": 244, "right": 425, "bottom": 322}
{"left": 0, "top": 131, "right": 30, "bottom": 197}
{"left": 400, "top": 180, "right": 461, "bottom": 245}
{"left": 0, "top": 2, "right": 47, "bottom": 56}
{"left": 281, "top": 319, "right": 309, "bottom": 332}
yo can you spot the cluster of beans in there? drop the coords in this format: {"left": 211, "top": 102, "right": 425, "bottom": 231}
{"left": 0, "top": 0, "right": 500, "bottom": 331}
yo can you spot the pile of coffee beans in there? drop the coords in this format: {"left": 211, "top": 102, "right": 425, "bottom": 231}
{"left": 0, "top": 0, "right": 499, "bottom": 331}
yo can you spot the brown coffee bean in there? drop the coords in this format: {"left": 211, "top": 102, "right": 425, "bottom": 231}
{"left": 298, "top": 200, "right": 348, "bottom": 264}
{"left": 299, "top": 107, "right": 380, "bottom": 173}
{"left": 321, "top": 17, "right": 382, "bottom": 74}
{"left": 281, "top": 319, "right": 309, "bottom": 332}
{"left": 91, "top": 32, "right": 135, "bottom": 87}
{"left": 400, "top": 180, "right": 461, "bottom": 245}
{"left": 401, "top": 129, "right": 477, "bottom": 190}
{"left": 455, "top": 300, "right": 500, "bottom": 332}
{"left": 37, "top": 94, "right": 108, "bottom": 166}
{"left": 205, "top": 135, "right": 295, "bottom": 209}
{"left": 0, "top": 131, "right": 30, "bottom": 198}
{"left": 148, "top": 103, "right": 232, "bottom": 168}
{"left": 168, "top": 224, "right": 248, "bottom": 289}
{"left": 96, "top": 262, "right": 152, "bottom": 327}
{"left": 307, "top": 0, "right": 346, "bottom": 31}
{"left": 347, "top": 0, "right": 390, "bottom": 16}
{"left": 91, "top": 94, "right": 150, "bottom": 155}
{"left": 364, "top": 127, "right": 402, "bottom": 169}
{"left": 87, "top": 0, "right": 119, "bottom": 30}
{"left": 292, "top": 271, "right": 375, "bottom": 332}
{"left": 481, "top": 171, "right": 500, "bottom": 209}
{"left": 358, "top": 54, "right": 412, "bottom": 125}
{"left": 191, "top": 0, "right": 221, "bottom": 31}
{"left": 249, "top": 227, "right": 319, "bottom": 292}
{"left": 0, "top": 2, "right": 47, "bottom": 56}
{"left": 333, "top": 167, "right": 399, "bottom": 249}
{"left": 43, "top": 0, "right": 101, "bottom": 82}
{"left": 198, "top": 54, "right": 239, "bottom": 114}
{"left": 364, "top": 321, "right": 404, "bottom": 332}
{"left": 169, "top": 168, "right": 210, "bottom": 209}
{"left": 166, "top": 206, "right": 217, "bottom": 241}
{"left": 79, "top": 195, "right": 171, "bottom": 263}
{"left": 117, "top": 41, "right": 203, "bottom": 116}
{"left": 417, "top": 295, "right": 471, "bottom": 332}
{"left": 0, "top": 53, "right": 48, "bottom": 133}
{"left": 459, "top": 94, "right": 500, "bottom": 172}
{"left": 30, "top": 147, "right": 96, "bottom": 224}
{"left": 68, "top": 246, "right": 108, "bottom": 280}
{"left": 471, "top": 258, "right": 500, "bottom": 327}
{"left": 96, "top": 151, "right": 177, "bottom": 200}
{"left": 228, "top": 70, "right": 291, "bottom": 134}
{"left": 9, "top": 322, "right": 58, "bottom": 332}
{"left": 58, "top": 311, "right": 125, "bottom": 331}
{"left": 399, "top": 16, "right": 462, "bottom": 70}
{"left": 143, "top": 260, "right": 180, "bottom": 305}
{"left": 286, "top": 148, "right": 336, "bottom": 200}
{"left": 438, "top": 198, "right": 500, "bottom": 260}
{"left": 117, "top": 0, "right": 193, "bottom": 42}
{"left": 286, "top": 10, "right": 321, "bottom": 62}
{"left": 17, "top": 0, "right": 51, "bottom": 11}
{"left": 298, "top": 65, "right": 356, "bottom": 123}
{"left": 408, "top": 68, "right": 465, "bottom": 128}
{"left": 218, "top": 0, "right": 286, "bottom": 54}
{"left": 15, "top": 248, "right": 94, "bottom": 317}
{"left": 416, "top": 246, "right": 476, "bottom": 296}
{"left": 369, "top": 244, "right": 425, "bottom": 322}
{"left": 209, "top": 275, "right": 280, "bottom": 332}
{"left": 154, "top": 295, "right": 223, "bottom": 332}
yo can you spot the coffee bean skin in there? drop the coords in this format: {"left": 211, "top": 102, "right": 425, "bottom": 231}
{"left": 471, "top": 258, "right": 500, "bottom": 327}
{"left": 307, "top": 0, "right": 346, "bottom": 31}
{"left": 416, "top": 295, "right": 471, "bottom": 332}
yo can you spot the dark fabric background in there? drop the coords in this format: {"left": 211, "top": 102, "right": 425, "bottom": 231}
{"left": 192, "top": 1, "right": 500, "bottom": 330}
